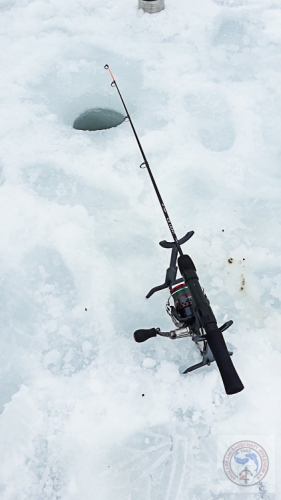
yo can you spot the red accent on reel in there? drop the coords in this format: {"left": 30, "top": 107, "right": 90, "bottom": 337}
{"left": 170, "top": 283, "right": 187, "bottom": 294}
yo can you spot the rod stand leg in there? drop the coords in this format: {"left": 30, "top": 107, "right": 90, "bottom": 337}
{"left": 182, "top": 343, "right": 215, "bottom": 374}
{"left": 183, "top": 342, "right": 233, "bottom": 374}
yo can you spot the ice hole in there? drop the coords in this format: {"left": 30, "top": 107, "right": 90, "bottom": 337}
{"left": 73, "top": 107, "right": 125, "bottom": 131}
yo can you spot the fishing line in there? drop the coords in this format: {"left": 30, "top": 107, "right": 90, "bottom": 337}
{"left": 106, "top": 74, "right": 114, "bottom": 128}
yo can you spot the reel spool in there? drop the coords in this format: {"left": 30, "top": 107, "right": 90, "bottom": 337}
{"left": 167, "top": 282, "right": 194, "bottom": 327}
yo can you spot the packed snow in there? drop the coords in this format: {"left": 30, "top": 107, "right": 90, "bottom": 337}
{"left": 0, "top": 0, "right": 280, "bottom": 498}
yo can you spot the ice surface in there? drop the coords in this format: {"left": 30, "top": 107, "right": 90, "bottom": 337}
{"left": 0, "top": 0, "right": 280, "bottom": 498}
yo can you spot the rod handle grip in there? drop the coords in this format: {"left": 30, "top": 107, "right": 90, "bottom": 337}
{"left": 206, "top": 327, "right": 244, "bottom": 395}
{"left": 178, "top": 254, "right": 244, "bottom": 395}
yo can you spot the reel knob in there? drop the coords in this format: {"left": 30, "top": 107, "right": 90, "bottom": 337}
{"left": 133, "top": 328, "right": 158, "bottom": 343}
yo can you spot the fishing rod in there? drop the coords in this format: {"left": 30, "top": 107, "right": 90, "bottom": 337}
{"left": 104, "top": 64, "right": 183, "bottom": 256}
{"left": 104, "top": 65, "right": 244, "bottom": 395}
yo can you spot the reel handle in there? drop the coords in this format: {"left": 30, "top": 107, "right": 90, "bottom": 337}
{"left": 134, "top": 328, "right": 158, "bottom": 343}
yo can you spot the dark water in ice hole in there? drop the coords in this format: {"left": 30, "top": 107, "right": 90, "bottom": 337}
{"left": 73, "top": 108, "right": 125, "bottom": 131}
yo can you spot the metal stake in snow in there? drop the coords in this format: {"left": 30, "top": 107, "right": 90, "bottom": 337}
{"left": 138, "top": 0, "right": 165, "bottom": 14}
{"left": 104, "top": 64, "right": 183, "bottom": 256}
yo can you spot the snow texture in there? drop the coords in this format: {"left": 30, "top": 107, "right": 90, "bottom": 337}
{"left": 0, "top": 0, "right": 280, "bottom": 498}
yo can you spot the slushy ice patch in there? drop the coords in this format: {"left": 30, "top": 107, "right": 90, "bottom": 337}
{"left": 23, "top": 164, "right": 127, "bottom": 215}
{"left": 185, "top": 93, "right": 235, "bottom": 152}
{"left": 213, "top": 20, "right": 246, "bottom": 48}
{"left": 73, "top": 108, "right": 125, "bottom": 131}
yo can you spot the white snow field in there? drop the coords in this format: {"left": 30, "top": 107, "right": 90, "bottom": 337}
{"left": 0, "top": 0, "right": 281, "bottom": 498}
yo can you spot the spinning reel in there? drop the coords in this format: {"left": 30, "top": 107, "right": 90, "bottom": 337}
{"left": 134, "top": 231, "right": 233, "bottom": 374}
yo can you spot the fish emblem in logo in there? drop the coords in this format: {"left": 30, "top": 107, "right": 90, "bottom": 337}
{"left": 223, "top": 441, "right": 269, "bottom": 486}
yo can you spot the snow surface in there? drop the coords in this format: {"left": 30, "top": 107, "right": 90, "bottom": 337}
{"left": 0, "top": 0, "right": 280, "bottom": 498}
